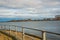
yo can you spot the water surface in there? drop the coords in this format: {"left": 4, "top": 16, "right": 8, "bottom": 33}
{"left": 0, "top": 21, "right": 60, "bottom": 40}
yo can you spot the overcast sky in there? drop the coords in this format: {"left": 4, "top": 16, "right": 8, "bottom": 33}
{"left": 0, "top": 0, "right": 60, "bottom": 20}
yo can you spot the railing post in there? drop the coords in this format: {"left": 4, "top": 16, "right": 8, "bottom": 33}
{"left": 15, "top": 26, "right": 17, "bottom": 38}
{"left": 1, "top": 26, "right": 2, "bottom": 29}
{"left": 1, "top": 26, "right": 3, "bottom": 30}
{"left": 42, "top": 31, "right": 47, "bottom": 40}
{"left": 9, "top": 25, "right": 11, "bottom": 35}
{"left": 3, "top": 25, "right": 4, "bottom": 30}
{"left": 9, "top": 25, "right": 10, "bottom": 31}
{"left": 22, "top": 27, "right": 25, "bottom": 40}
{"left": 10, "top": 26, "right": 11, "bottom": 33}
{"left": 4, "top": 25, "right": 6, "bottom": 30}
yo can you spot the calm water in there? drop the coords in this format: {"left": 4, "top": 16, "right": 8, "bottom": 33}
{"left": 0, "top": 21, "right": 60, "bottom": 40}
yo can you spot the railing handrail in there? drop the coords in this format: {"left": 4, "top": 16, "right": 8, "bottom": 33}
{"left": 1, "top": 25, "right": 60, "bottom": 36}
{"left": 23, "top": 27, "right": 60, "bottom": 35}
{"left": 0, "top": 25, "right": 60, "bottom": 40}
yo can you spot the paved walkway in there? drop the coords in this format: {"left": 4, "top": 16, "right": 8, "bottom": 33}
{"left": 0, "top": 30, "right": 40, "bottom": 40}
{"left": 0, "top": 31, "right": 13, "bottom": 40}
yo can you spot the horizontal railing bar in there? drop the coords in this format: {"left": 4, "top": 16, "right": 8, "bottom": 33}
{"left": 0, "top": 25, "right": 60, "bottom": 36}
{"left": 20, "top": 27, "right": 60, "bottom": 35}
{"left": 46, "top": 31, "right": 60, "bottom": 35}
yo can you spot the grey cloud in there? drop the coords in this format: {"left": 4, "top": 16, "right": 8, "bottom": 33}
{"left": 40, "top": 0, "right": 60, "bottom": 8}
{"left": 0, "top": 0, "right": 43, "bottom": 8}
{"left": 42, "top": 0, "right": 60, "bottom": 2}
{"left": 0, "top": 0, "right": 60, "bottom": 18}
{"left": 0, "top": 0, "right": 60, "bottom": 9}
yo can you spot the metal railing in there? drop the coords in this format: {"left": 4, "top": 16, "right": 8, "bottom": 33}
{"left": 0, "top": 25, "right": 60, "bottom": 40}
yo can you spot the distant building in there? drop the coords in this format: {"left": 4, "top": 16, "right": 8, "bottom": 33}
{"left": 27, "top": 19, "right": 32, "bottom": 21}
{"left": 56, "top": 15, "right": 60, "bottom": 17}
{"left": 55, "top": 15, "right": 60, "bottom": 20}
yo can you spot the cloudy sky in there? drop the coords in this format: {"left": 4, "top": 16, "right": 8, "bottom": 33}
{"left": 0, "top": 0, "right": 60, "bottom": 21}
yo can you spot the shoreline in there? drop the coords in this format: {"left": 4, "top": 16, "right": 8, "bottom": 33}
{"left": 2, "top": 20, "right": 60, "bottom": 22}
